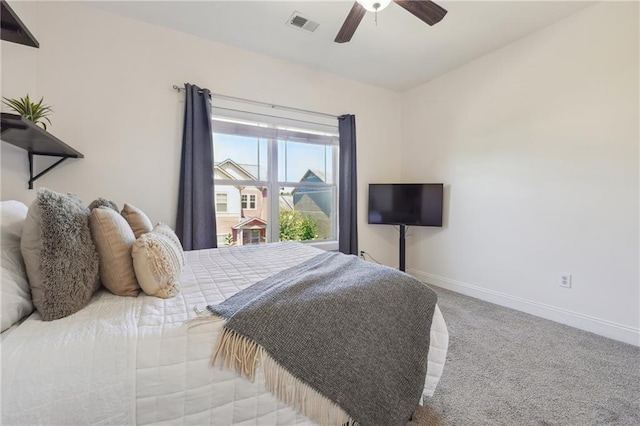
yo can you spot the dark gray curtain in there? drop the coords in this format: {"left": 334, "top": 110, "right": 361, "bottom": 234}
{"left": 338, "top": 114, "right": 358, "bottom": 255}
{"left": 176, "top": 83, "right": 217, "bottom": 250}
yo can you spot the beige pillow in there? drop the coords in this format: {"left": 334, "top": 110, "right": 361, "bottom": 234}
{"left": 132, "top": 224, "right": 183, "bottom": 299}
{"left": 90, "top": 207, "right": 139, "bottom": 297}
{"left": 121, "top": 203, "right": 153, "bottom": 238}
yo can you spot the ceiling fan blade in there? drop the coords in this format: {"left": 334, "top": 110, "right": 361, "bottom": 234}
{"left": 335, "top": 2, "right": 366, "bottom": 44}
{"left": 394, "top": 0, "right": 447, "bottom": 26}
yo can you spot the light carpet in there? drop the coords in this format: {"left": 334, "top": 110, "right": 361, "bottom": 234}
{"left": 422, "top": 287, "right": 639, "bottom": 425}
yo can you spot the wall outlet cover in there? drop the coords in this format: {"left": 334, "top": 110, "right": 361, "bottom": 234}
{"left": 560, "top": 273, "right": 572, "bottom": 288}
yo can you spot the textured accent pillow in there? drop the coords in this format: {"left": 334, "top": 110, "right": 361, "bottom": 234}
{"left": 88, "top": 197, "right": 119, "bottom": 212}
{"left": 153, "top": 223, "right": 185, "bottom": 267}
{"left": 1, "top": 201, "right": 34, "bottom": 332}
{"left": 121, "top": 203, "right": 153, "bottom": 238}
{"left": 89, "top": 207, "right": 140, "bottom": 297}
{"left": 20, "top": 189, "right": 100, "bottom": 321}
{"left": 132, "top": 224, "right": 183, "bottom": 299}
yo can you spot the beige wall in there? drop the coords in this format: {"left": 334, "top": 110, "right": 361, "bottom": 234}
{"left": 401, "top": 2, "right": 639, "bottom": 344}
{"left": 1, "top": 1, "right": 403, "bottom": 266}
{"left": 2, "top": 2, "right": 638, "bottom": 344}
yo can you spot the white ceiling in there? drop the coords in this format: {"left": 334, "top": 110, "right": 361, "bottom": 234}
{"left": 88, "top": 1, "right": 595, "bottom": 92}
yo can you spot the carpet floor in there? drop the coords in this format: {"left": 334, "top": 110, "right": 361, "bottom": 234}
{"left": 423, "top": 287, "right": 640, "bottom": 425}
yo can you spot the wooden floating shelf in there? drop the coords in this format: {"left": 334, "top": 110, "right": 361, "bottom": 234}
{"left": 1, "top": 0, "right": 39, "bottom": 48}
{"left": 0, "top": 2, "right": 70, "bottom": 189}
{"left": 1, "top": 113, "right": 83, "bottom": 189}
{"left": 1, "top": 113, "right": 82, "bottom": 157}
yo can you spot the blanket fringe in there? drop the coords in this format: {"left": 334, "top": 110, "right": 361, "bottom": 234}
{"left": 184, "top": 309, "right": 225, "bottom": 329}
{"left": 212, "top": 327, "right": 358, "bottom": 426}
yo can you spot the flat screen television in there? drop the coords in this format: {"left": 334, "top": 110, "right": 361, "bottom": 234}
{"left": 368, "top": 183, "right": 443, "bottom": 227}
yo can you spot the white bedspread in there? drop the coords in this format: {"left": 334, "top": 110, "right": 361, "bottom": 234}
{"left": 1, "top": 242, "right": 448, "bottom": 425}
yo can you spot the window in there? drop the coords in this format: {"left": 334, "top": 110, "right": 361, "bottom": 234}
{"left": 248, "top": 229, "right": 261, "bottom": 245}
{"left": 212, "top": 111, "right": 338, "bottom": 248}
{"left": 216, "top": 193, "right": 228, "bottom": 213}
{"left": 241, "top": 194, "right": 257, "bottom": 210}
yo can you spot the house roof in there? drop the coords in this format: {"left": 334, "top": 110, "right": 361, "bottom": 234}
{"left": 214, "top": 165, "right": 236, "bottom": 180}
{"left": 291, "top": 169, "right": 327, "bottom": 196}
{"left": 291, "top": 169, "right": 326, "bottom": 195}
{"left": 231, "top": 216, "right": 267, "bottom": 230}
{"left": 301, "top": 169, "right": 326, "bottom": 183}
{"left": 215, "top": 158, "right": 257, "bottom": 181}
{"left": 279, "top": 194, "right": 293, "bottom": 211}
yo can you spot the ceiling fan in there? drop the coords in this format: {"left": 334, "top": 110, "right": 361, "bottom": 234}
{"left": 335, "top": 0, "right": 447, "bottom": 44}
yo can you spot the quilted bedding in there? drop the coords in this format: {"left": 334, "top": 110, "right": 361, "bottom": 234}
{"left": 1, "top": 242, "right": 448, "bottom": 425}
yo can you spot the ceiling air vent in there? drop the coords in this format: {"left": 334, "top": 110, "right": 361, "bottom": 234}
{"left": 286, "top": 12, "right": 320, "bottom": 33}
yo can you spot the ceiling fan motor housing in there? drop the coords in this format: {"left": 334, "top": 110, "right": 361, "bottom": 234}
{"left": 357, "top": 0, "right": 392, "bottom": 13}
{"left": 336, "top": 1, "right": 448, "bottom": 44}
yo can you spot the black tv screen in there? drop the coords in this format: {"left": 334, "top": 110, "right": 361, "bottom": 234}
{"left": 368, "top": 183, "right": 443, "bottom": 227}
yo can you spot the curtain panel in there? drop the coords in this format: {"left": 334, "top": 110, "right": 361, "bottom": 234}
{"left": 338, "top": 114, "right": 358, "bottom": 255}
{"left": 176, "top": 83, "right": 217, "bottom": 250}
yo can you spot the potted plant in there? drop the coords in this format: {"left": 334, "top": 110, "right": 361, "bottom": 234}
{"left": 2, "top": 94, "right": 53, "bottom": 130}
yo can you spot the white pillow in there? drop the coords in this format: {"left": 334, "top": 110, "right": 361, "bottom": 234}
{"left": 1, "top": 200, "right": 34, "bottom": 332}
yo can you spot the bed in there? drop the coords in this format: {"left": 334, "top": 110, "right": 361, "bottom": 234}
{"left": 1, "top": 199, "right": 448, "bottom": 425}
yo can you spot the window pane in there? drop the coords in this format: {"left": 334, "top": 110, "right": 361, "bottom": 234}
{"left": 216, "top": 193, "right": 228, "bottom": 212}
{"left": 279, "top": 186, "right": 334, "bottom": 242}
{"left": 216, "top": 184, "right": 269, "bottom": 247}
{"left": 214, "top": 133, "right": 268, "bottom": 180}
{"left": 278, "top": 140, "right": 334, "bottom": 184}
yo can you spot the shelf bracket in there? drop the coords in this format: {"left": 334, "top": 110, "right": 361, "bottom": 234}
{"left": 27, "top": 152, "right": 71, "bottom": 190}
{"left": 1, "top": 113, "right": 83, "bottom": 188}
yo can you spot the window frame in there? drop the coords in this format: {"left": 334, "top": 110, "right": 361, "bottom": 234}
{"left": 215, "top": 192, "right": 228, "bottom": 213}
{"left": 213, "top": 117, "right": 339, "bottom": 250}
{"left": 241, "top": 194, "right": 257, "bottom": 210}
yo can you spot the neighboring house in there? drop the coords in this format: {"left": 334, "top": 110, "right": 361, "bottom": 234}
{"left": 214, "top": 159, "right": 266, "bottom": 246}
{"left": 231, "top": 217, "right": 267, "bottom": 245}
{"left": 215, "top": 163, "right": 330, "bottom": 245}
{"left": 292, "top": 170, "right": 332, "bottom": 239}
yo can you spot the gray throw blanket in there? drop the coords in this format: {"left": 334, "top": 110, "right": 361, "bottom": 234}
{"left": 207, "top": 251, "right": 438, "bottom": 426}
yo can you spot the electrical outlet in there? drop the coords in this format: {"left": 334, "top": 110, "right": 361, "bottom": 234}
{"left": 559, "top": 273, "right": 572, "bottom": 288}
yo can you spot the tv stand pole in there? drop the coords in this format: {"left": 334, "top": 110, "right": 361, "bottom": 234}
{"left": 399, "top": 224, "right": 406, "bottom": 272}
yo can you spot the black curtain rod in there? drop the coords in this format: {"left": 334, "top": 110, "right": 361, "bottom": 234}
{"left": 173, "top": 85, "right": 205, "bottom": 95}
{"left": 172, "top": 85, "right": 338, "bottom": 120}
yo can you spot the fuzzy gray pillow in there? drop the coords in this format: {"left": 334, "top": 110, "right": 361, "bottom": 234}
{"left": 88, "top": 197, "right": 119, "bottom": 212}
{"left": 21, "top": 189, "right": 101, "bottom": 321}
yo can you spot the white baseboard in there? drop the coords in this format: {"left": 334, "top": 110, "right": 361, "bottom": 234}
{"left": 408, "top": 269, "right": 640, "bottom": 347}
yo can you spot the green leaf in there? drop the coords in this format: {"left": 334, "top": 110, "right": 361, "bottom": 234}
{"left": 278, "top": 210, "right": 317, "bottom": 242}
{"left": 2, "top": 94, "right": 53, "bottom": 129}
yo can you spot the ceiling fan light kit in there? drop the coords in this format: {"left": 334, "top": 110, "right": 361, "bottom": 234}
{"left": 335, "top": 0, "right": 448, "bottom": 44}
{"left": 356, "top": 0, "right": 392, "bottom": 13}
